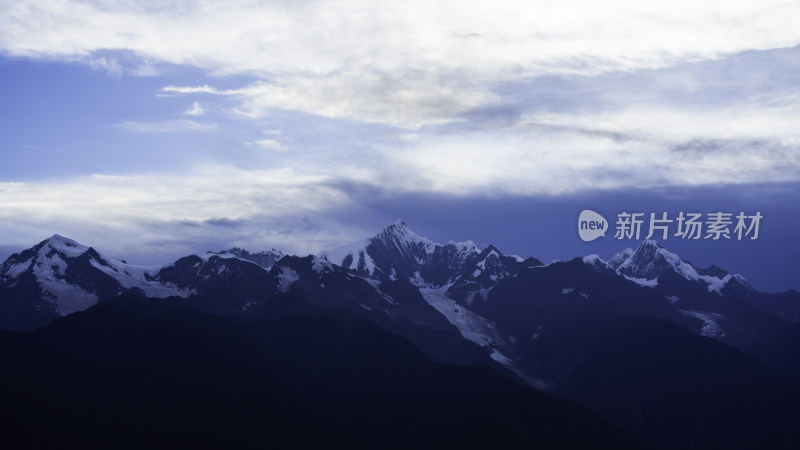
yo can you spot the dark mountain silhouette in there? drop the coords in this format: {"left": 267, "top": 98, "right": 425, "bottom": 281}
{"left": 0, "top": 293, "right": 647, "bottom": 450}
{"left": 559, "top": 318, "right": 800, "bottom": 449}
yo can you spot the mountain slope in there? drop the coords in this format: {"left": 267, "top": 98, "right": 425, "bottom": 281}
{"left": 559, "top": 318, "right": 800, "bottom": 449}
{"left": 0, "top": 294, "right": 648, "bottom": 450}
{"left": 266, "top": 254, "right": 502, "bottom": 370}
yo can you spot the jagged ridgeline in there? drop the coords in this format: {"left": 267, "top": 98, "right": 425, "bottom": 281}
{"left": 2, "top": 221, "right": 800, "bottom": 449}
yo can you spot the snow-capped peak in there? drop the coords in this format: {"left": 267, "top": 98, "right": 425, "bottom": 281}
{"left": 1, "top": 235, "right": 91, "bottom": 282}
{"left": 319, "top": 220, "right": 437, "bottom": 276}
{"left": 609, "top": 240, "right": 749, "bottom": 294}
{"left": 0, "top": 235, "right": 191, "bottom": 318}
{"left": 41, "top": 234, "right": 90, "bottom": 258}
{"left": 318, "top": 221, "right": 510, "bottom": 287}
{"left": 376, "top": 219, "right": 434, "bottom": 247}
{"left": 615, "top": 240, "right": 699, "bottom": 283}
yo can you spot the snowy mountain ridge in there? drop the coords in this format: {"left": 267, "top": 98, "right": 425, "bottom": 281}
{"left": 0, "top": 227, "right": 760, "bottom": 327}
{"left": 2, "top": 222, "right": 795, "bottom": 388}
{"left": 204, "top": 247, "right": 284, "bottom": 270}
{"left": 318, "top": 220, "right": 532, "bottom": 289}
{"left": 597, "top": 240, "right": 751, "bottom": 294}
{"left": 0, "top": 235, "right": 189, "bottom": 316}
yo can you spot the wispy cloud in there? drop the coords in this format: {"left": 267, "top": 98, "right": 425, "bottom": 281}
{"left": 4, "top": 1, "right": 800, "bottom": 127}
{"left": 384, "top": 118, "right": 800, "bottom": 195}
{"left": 0, "top": 166, "right": 367, "bottom": 259}
{"left": 119, "top": 119, "right": 216, "bottom": 134}
{"left": 6, "top": 1, "right": 800, "bottom": 76}
{"left": 183, "top": 101, "right": 205, "bottom": 116}
{"left": 89, "top": 56, "right": 122, "bottom": 78}
{"left": 163, "top": 85, "right": 223, "bottom": 95}
{"left": 253, "top": 139, "right": 288, "bottom": 152}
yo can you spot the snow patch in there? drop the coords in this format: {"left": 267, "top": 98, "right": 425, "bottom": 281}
{"left": 5, "top": 258, "right": 33, "bottom": 278}
{"left": 657, "top": 246, "right": 700, "bottom": 281}
{"left": 319, "top": 238, "right": 369, "bottom": 269}
{"left": 419, "top": 287, "right": 503, "bottom": 349}
{"left": 359, "top": 251, "right": 377, "bottom": 275}
{"left": 561, "top": 288, "right": 590, "bottom": 299}
{"left": 489, "top": 350, "right": 514, "bottom": 365}
{"left": 409, "top": 271, "right": 433, "bottom": 288}
{"left": 582, "top": 254, "right": 605, "bottom": 265}
{"left": 361, "top": 277, "right": 398, "bottom": 305}
{"left": 623, "top": 275, "right": 658, "bottom": 287}
{"left": 680, "top": 309, "right": 726, "bottom": 337}
{"left": 490, "top": 350, "right": 549, "bottom": 390}
{"left": 699, "top": 274, "right": 732, "bottom": 294}
{"left": 311, "top": 256, "right": 333, "bottom": 273}
{"left": 277, "top": 267, "right": 299, "bottom": 292}
{"left": 48, "top": 283, "right": 98, "bottom": 316}
{"left": 476, "top": 249, "right": 500, "bottom": 270}
{"left": 89, "top": 259, "right": 188, "bottom": 298}
{"left": 32, "top": 254, "right": 97, "bottom": 315}
{"left": 198, "top": 252, "right": 236, "bottom": 261}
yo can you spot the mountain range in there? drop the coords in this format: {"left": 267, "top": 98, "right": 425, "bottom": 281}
{"left": 2, "top": 220, "right": 799, "bottom": 449}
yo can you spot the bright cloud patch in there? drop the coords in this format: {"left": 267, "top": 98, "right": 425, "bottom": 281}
{"left": 254, "top": 139, "right": 288, "bottom": 152}
{"left": 3, "top": 1, "right": 800, "bottom": 127}
{"left": 0, "top": 166, "right": 364, "bottom": 259}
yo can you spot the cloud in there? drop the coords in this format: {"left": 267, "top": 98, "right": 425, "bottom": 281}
{"left": 254, "top": 139, "right": 288, "bottom": 152}
{"left": 163, "top": 85, "right": 222, "bottom": 95}
{"left": 0, "top": 166, "right": 369, "bottom": 260}
{"left": 4, "top": 1, "right": 800, "bottom": 127}
{"left": 235, "top": 73, "right": 499, "bottom": 127}
{"left": 184, "top": 101, "right": 205, "bottom": 116}
{"left": 6, "top": 1, "right": 800, "bottom": 76}
{"left": 89, "top": 56, "right": 123, "bottom": 78}
{"left": 119, "top": 119, "right": 216, "bottom": 134}
{"left": 381, "top": 109, "right": 800, "bottom": 195}
{"left": 163, "top": 74, "right": 498, "bottom": 128}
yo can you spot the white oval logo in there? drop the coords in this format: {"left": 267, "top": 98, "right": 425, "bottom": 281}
{"left": 578, "top": 209, "right": 608, "bottom": 242}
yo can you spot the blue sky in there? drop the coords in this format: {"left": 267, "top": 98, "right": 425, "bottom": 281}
{"left": 1, "top": 1, "right": 799, "bottom": 291}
